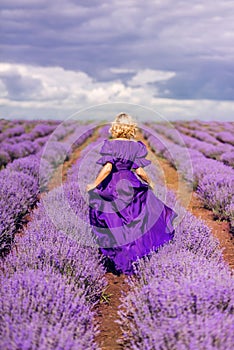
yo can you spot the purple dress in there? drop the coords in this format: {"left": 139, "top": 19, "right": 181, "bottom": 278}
{"left": 88, "top": 138, "right": 178, "bottom": 275}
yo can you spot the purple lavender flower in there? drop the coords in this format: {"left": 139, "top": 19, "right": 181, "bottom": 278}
{"left": 0, "top": 268, "right": 100, "bottom": 350}
{"left": 217, "top": 131, "right": 234, "bottom": 146}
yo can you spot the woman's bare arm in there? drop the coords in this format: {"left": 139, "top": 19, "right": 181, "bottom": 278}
{"left": 93, "top": 162, "right": 112, "bottom": 187}
{"left": 135, "top": 167, "right": 154, "bottom": 189}
{"left": 86, "top": 162, "right": 113, "bottom": 191}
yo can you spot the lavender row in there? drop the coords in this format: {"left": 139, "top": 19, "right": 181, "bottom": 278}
{"left": 0, "top": 125, "right": 108, "bottom": 350}
{"left": 173, "top": 120, "right": 234, "bottom": 135}
{"left": 117, "top": 162, "right": 234, "bottom": 349}
{"left": 174, "top": 123, "right": 234, "bottom": 147}
{"left": 0, "top": 122, "right": 95, "bottom": 256}
{"left": 142, "top": 123, "right": 234, "bottom": 231}
{"left": 0, "top": 119, "right": 53, "bottom": 135}
{"left": 174, "top": 121, "right": 234, "bottom": 167}
{"left": 146, "top": 121, "right": 234, "bottom": 167}
{"left": 0, "top": 119, "right": 84, "bottom": 169}
{"left": 0, "top": 119, "right": 60, "bottom": 140}
{"left": 0, "top": 185, "right": 106, "bottom": 350}
{"left": 0, "top": 120, "right": 62, "bottom": 168}
{"left": 0, "top": 268, "right": 100, "bottom": 350}
{"left": 172, "top": 123, "right": 234, "bottom": 167}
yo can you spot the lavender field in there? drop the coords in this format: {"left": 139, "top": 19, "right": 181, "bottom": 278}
{"left": 0, "top": 119, "right": 233, "bottom": 350}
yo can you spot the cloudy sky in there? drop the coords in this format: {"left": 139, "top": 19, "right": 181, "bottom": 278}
{"left": 0, "top": 0, "right": 233, "bottom": 121}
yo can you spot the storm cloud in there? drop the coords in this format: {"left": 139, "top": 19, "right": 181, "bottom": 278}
{"left": 0, "top": 0, "right": 233, "bottom": 120}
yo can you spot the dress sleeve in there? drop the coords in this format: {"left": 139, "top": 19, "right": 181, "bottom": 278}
{"left": 96, "top": 139, "right": 115, "bottom": 166}
{"left": 131, "top": 141, "right": 151, "bottom": 169}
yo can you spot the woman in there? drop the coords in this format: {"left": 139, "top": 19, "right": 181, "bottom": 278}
{"left": 86, "top": 113, "right": 178, "bottom": 275}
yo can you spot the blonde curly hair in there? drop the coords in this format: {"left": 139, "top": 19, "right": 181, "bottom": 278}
{"left": 109, "top": 112, "right": 138, "bottom": 139}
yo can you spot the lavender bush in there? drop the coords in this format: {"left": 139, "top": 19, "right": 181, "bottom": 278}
{"left": 142, "top": 123, "right": 234, "bottom": 228}
{"left": 0, "top": 169, "right": 38, "bottom": 255}
{"left": 0, "top": 150, "right": 11, "bottom": 168}
{"left": 116, "top": 125, "right": 233, "bottom": 349}
{"left": 0, "top": 268, "right": 100, "bottom": 350}
{"left": 0, "top": 120, "right": 61, "bottom": 167}
{"left": 150, "top": 121, "right": 234, "bottom": 164}
{"left": 220, "top": 151, "right": 234, "bottom": 168}
{"left": 216, "top": 131, "right": 234, "bottom": 146}
{"left": 117, "top": 207, "right": 233, "bottom": 350}
{"left": 4, "top": 125, "right": 25, "bottom": 137}
{"left": 0, "top": 122, "right": 96, "bottom": 255}
{"left": 0, "top": 125, "right": 109, "bottom": 349}
{"left": 197, "top": 173, "right": 234, "bottom": 220}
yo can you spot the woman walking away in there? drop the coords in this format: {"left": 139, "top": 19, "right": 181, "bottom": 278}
{"left": 86, "top": 113, "right": 178, "bottom": 276}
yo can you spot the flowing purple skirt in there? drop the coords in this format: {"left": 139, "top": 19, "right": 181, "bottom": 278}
{"left": 88, "top": 168, "right": 178, "bottom": 275}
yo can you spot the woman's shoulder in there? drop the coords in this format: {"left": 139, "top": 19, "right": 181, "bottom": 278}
{"left": 101, "top": 138, "right": 142, "bottom": 155}
{"left": 105, "top": 138, "right": 145, "bottom": 152}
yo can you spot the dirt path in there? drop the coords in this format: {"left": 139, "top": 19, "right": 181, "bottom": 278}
{"left": 93, "top": 272, "right": 131, "bottom": 350}
{"left": 138, "top": 132, "right": 234, "bottom": 271}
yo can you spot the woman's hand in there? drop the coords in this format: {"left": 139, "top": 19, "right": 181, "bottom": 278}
{"left": 86, "top": 183, "right": 97, "bottom": 192}
{"left": 134, "top": 167, "right": 154, "bottom": 190}
{"left": 86, "top": 162, "right": 112, "bottom": 193}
